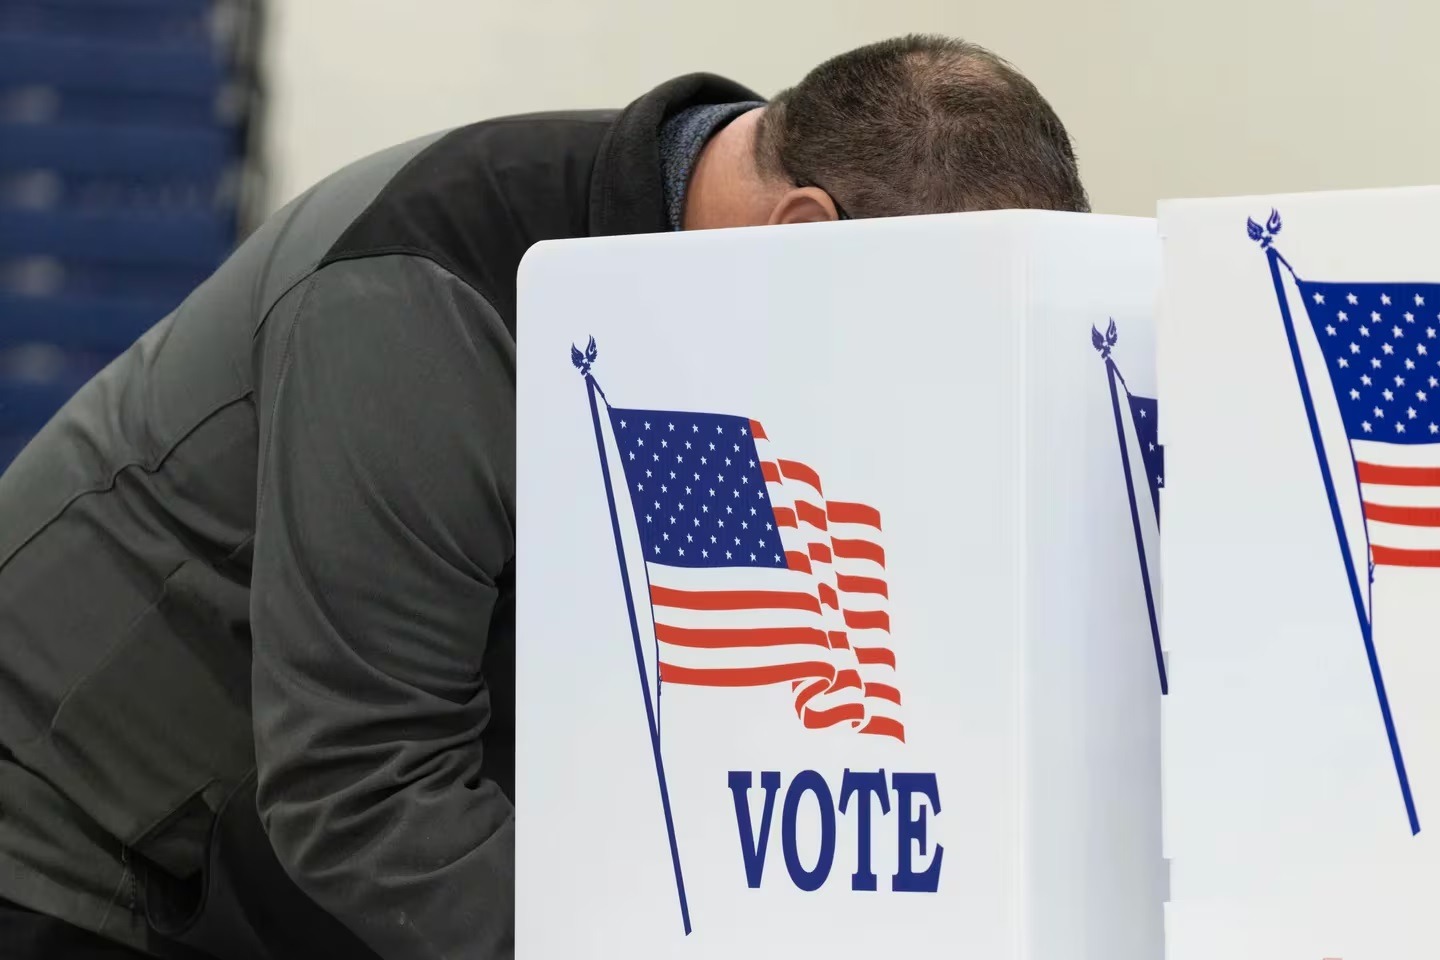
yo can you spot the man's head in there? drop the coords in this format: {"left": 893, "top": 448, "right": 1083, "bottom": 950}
{"left": 683, "top": 35, "right": 1089, "bottom": 230}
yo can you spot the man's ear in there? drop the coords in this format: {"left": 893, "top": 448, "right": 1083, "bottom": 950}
{"left": 766, "top": 186, "right": 842, "bottom": 225}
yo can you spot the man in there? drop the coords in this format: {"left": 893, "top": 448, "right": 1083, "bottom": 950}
{"left": 0, "top": 34, "right": 1087, "bottom": 960}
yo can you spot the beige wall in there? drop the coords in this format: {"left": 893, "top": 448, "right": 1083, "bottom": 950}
{"left": 262, "top": 0, "right": 1439, "bottom": 217}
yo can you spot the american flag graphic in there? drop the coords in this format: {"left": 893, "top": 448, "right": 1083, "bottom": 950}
{"left": 1254, "top": 210, "right": 1425, "bottom": 834}
{"left": 606, "top": 406, "right": 903, "bottom": 742}
{"left": 1294, "top": 280, "right": 1440, "bottom": 568}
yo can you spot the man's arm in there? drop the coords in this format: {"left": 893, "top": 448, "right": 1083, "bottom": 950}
{"left": 251, "top": 254, "right": 515, "bottom": 959}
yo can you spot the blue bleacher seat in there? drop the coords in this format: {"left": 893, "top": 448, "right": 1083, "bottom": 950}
{"left": 0, "top": 0, "right": 257, "bottom": 469}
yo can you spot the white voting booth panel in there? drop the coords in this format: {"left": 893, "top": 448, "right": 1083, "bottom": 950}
{"left": 1160, "top": 187, "right": 1440, "bottom": 958}
{"left": 515, "top": 211, "right": 1164, "bottom": 959}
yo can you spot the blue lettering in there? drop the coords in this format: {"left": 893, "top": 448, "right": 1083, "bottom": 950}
{"left": 892, "top": 772, "right": 943, "bottom": 893}
{"left": 839, "top": 768, "right": 889, "bottom": 891}
{"left": 727, "top": 770, "right": 781, "bottom": 888}
{"left": 729, "top": 769, "right": 942, "bottom": 893}
{"left": 781, "top": 769, "right": 836, "bottom": 891}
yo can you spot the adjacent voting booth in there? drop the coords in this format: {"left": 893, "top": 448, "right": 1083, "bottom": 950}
{"left": 515, "top": 211, "right": 1166, "bottom": 959}
{"left": 1160, "top": 188, "right": 1440, "bottom": 958}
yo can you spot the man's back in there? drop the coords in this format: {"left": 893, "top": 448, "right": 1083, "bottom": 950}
{"left": 0, "top": 73, "right": 754, "bottom": 955}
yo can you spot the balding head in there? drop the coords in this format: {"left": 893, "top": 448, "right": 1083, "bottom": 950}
{"left": 753, "top": 35, "right": 1088, "bottom": 219}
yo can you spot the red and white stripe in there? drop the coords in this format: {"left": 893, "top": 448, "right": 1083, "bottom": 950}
{"left": 1353, "top": 440, "right": 1440, "bottom": 567}
{"left": 648, "top": 419, "right": 902, "bottom": 741}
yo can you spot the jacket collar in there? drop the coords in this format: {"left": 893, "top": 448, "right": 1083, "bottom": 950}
{"left": 589, "top": 73, "right": 765, "bottom": 237}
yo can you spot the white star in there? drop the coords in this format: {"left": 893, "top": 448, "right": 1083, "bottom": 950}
{"left": 636, "top": 483, "right": 643, "bottom": 492}
{"left": 1394, "top": 326, "right": 1405, "bottom": 338}
{"left": 661, "top": 440, "right": 668, "bottom": 449}
{"left": 1384, "top": 390, "right": 1395, "bottom": 401}
{"left": 663, "top": 532, "right": 669, "bottom": 541}
{"left": 1432, "top": 423, "right": 1439, "bottom": 434}
{"left": 1149, "top": 442, "right": 1156, "bottom": 451}
{"left": 637, "top": 437, "right": 644, "bottom": 447}
{"left": 741, "top": 521, "right": 749, "bottom": 530}
{"left": 734, "top": 443, "right": 740, "bottom": 452}
{"left": 1418, "top": 294, "right": 1427, "bottom": 306}
{"left": 654, "top": 500, "right": 660, "bottom": 509}
{"left": 670, "top": 470, "right": 676, "bottom": 479}
{"left": 709, "top": 443, "right": 715, "bottom": 451}
{"left": 774, "top": 555, "right": 781, "bottom": 563}
{"left": 1350, "top": 389, "right": 1361, "bottom": 400}
{"left": 661, "top": 484, "right": 667, "bottom": 493}
{"left": 1421, "top": 345, "right": 1431, "bottom": 356}
{"left": 693, "top": 517, "right": 699, "bottom": 527}
{"left": 1350, "top": 342, "right": 1361, "bottom": 354}
{"left": 1382, "top": 294, "right": 1392, "bottom": 306}
{"left": 1363, "top": 421, "right": 1373, "bottom": 432}
{"left": 1371, "top": 312, "right": 1381, "bottom": 323}
{"left": 1375, "top": 406, "right": 1385, "bottom": 417}
{"left": 1140, "top": 409, "right": 1147, "bottom": 418}
{"left": 702, "top": 549, "right": 709, "bottom": 559}
{"left": 654, "top": 545, "right": 660, "bottom": 555}
{"left": 620, "top": 420, "right": 628, "bottom": 428}
{"left": 750, "top": 553, "right": 757, "bottom": 562}
{"left": 1372, "top": 358, "right": 1383, "bottom": 369}
{"left": 734, "top": 537, "right": 741, "bottom": 545}
{"left": 702, "top": 504, "right": 709, "bottom": 513}
{"left": 1406, "top": 312, "right": 1416, "bottom": 322}
{"left": 1409, "top": 407, "right": 1419, "bottom": 419}
{"left": 1360, "top": 325, "right": 1370, "bottom": 337}
{"left": 678, "top": 548, "right": 685, "bottom": 557}
{"left": 678, "top": 502, "right": 685, "bottom": 512}
{"left": 1397, "top": 423, "right": 1407, "bottom": 434}
{"left": 757, "top": 490, "right": 765, "bottom": 498}
{"left": 1313, "top": 292, "right": 1326, "bottom": 304}
{"left": 668, "top": 423, "right": 675, "bottom": 432}
{"left": 724, "top": 456, "right": 731, "bottom": 466}
{"left": 1396, "top": 376, "right": 1407, "bottom": 387}
{"left": 1407, "top": 358, "right": 1417, "bottom": 369}
{"left": 750, "top": 507, "right": 758, "bottom": 515}
{"left": 1383, "top": 343, "right": 1395, "bottom": 355}
{"left": 645, "top": 514, "right": 652, "bottom": 523}
{"left": 692, "top": 424, "right": 699, "bottom": 433}
{"left": 708, "top": 488, "right": 715, "bottom": 496}
{"left": 687, "top": 534, "right": 693, "bottom": 542}
{"left": 1362, "top": 375, "right": 1373, "bottom": 385}
{"left": 726, "top": 551, "right": 732, "bottom": 560}
{"left": 1326, "top": 325, "right": 1337, "bottom": 335}
{"left": 716, "top": 425, "right": 723, "bottom": 434}
{"left": 749, "top": 459, "right": 756, "bottom": 468}
{"left": 1338, "top": 310, "right": 1349, "bottom": 321}
{"left": 717, "top": 474, "right": 724, "bottom": 483}
{"left": 726, "top": 506, "right": 732, "bottom": 514}
{"left": 1348, "top": 293, "right": 1359, "bottom": 305}
{"left": 669, "top": 515, "right": 676, "bottom": 524}
{"left": 701, "top": 456, "right": 708, "bottom": 465}
{"left": 757, "top": 539, "right": 765, "bottom": 549}
{"left": 740, "top": 425, "right": 748, "bottom": 435}
{"left": 1432, "top": 377, "right": 1439, "bottom": 388}
{"left": 628, "top": 451, "right": 635, "bottom": 461}
{"left": 734, "top": 490, "right": 740, "bottom": 498}
{"left": 742, "top": 475, "right": 749, "bottom": 484}
{"left": 1338, "top": 358, "right": 1350, "bottom": 368}
{"left": 644, "top": 421, "right": 651, "bottom": 430}
{"left": 717, "top": 519, "right": 724, "bottom": 528}
{"left": 766, "top": 522, "right": 773, "bottom": 531}
{"left": 710, "top": 535, "right": 717, "bottom": 543}
{"left": 1430, "top": 328, "right": 1438, "bottom": 339}
{"left": 685, "top": 441, "right": 692, "bottom": 450}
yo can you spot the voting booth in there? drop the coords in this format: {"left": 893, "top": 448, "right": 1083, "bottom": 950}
{"left": 515, "top": 212, "right": 1166, "bottom": 958}
{"left": 1160, "top": 188, "right": 1440, "bottom": 958}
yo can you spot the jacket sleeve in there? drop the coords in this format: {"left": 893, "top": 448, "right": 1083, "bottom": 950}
{"left": 250, "top": 253, "right": 515, "bottom": 959}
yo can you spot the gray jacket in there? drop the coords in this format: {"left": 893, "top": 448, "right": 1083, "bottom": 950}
{"left": 0, "top": 73, "right": 761, "bottom": 959}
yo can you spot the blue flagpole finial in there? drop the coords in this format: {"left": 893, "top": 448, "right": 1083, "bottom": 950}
{"left": 1091, "top": 318, "right": 1118, "bottom": 359}
{"left": 570, "top": 335, "right": 599, "bottom": 377}
{"left": 1246, "top": 208, "right": 1283, "bottom": 249}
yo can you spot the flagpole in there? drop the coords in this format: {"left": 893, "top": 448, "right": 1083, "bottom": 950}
{"left": 582, "top": 366, "right": 694, "bottom": 931}
{"left": 1262, "top": 244, "right": 1420, "bottom": 835}
{"left": 1104, "top": 356, "right": 1169, "bottom": 694}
